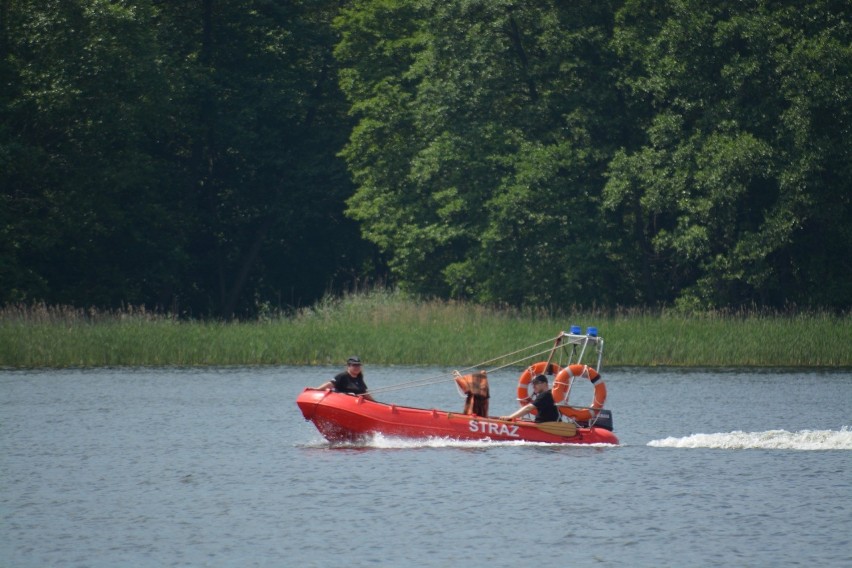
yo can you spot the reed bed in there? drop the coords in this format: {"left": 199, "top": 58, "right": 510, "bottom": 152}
{"left": 1, "top": 294, "right": 849, "bottom": 368}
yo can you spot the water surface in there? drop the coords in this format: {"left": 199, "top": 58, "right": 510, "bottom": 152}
{"left": 2, "top": 366, "right": 850, "bottom": 567}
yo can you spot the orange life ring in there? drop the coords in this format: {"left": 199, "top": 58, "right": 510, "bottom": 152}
{"left": 516, "top": 361, "right": 563, "bottom": 414}
{"left": 551, "top": 364, "right": 606, "bottom": 422}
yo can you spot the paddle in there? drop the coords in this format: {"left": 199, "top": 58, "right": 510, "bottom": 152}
{"left": 531, "top": 421, "right": 577, "bottom": 437}
{"left": 493, "top": 418, "right": 577, "bottom": 437}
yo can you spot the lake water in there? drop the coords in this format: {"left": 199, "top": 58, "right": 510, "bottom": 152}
{"left": 1, "top": 366, "right": 850, "bottom": 567}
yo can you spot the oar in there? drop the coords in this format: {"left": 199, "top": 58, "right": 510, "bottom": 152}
{"left": 493, "top": 418, "right": 577, "bottom": 438}
{"left": 532, "top": 421, "right": 577, "bottom": 437}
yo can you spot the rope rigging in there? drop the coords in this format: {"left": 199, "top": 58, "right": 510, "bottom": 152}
{"left": 364, "top": 334, "right": 570, "bottom": 396}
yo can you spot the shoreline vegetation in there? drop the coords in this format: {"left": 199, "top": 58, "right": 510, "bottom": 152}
{"left": 2, "top": 291, "right": 850, "bottom": 369}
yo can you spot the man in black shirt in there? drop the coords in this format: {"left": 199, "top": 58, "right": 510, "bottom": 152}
{"left": 499, "top": 374, "right": 559, "bottom": 423}
{"left": 316, "top": 356, "right": 374, "bottom": 401}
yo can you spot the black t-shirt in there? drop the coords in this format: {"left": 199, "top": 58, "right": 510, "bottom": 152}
{"left": 331, "top": 371, "right": 368, "bottom": 395}
{"left": 532, "top": 389, "right": 559, "bottom": 423}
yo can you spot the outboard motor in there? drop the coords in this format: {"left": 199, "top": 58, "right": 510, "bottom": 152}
{"left": 585, "top": 409, "right": 614, "bottom": 432}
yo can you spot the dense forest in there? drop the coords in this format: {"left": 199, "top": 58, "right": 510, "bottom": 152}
{"left": 2, "top": 0, "right": 849, "bottom": 318}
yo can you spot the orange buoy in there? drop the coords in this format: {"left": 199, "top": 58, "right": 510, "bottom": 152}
{"left": 551, "top": 364, "right": 607, "bottom": 422}
{"left": 516, "top": 361, "right": 563, "bottom": 415}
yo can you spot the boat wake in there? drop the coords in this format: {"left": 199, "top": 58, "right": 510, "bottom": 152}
{"left": 362, "top": 434, "right": 544, "bottom": 449}
{"left": 647, "top": 427, "right": 852, "bottom": 450}
{"left": 301, "top": 433, "right": 614, "bottom": 450}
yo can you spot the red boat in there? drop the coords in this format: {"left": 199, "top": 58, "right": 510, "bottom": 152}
{"left": 297, "top": 329, "right": 619, "bottom": 445}
{"left": 296, "top": 388, "right": 618, "bottom": 444}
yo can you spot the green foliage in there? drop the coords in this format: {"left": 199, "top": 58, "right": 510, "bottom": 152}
{"left": 1, "top": 0, "right": 377, "bottom": 317}
{"left": 605, "top": 0, "right": 852, "bottom": 309}
{"left": 336, "top": 0, "right": 849, "bottom": 312}
{"left": 2, "top": 295, "right": 850, "bottom": 368}
{"left": 1, "top": 0, "right": 849, "bottom": 316}
{"left": 340, "top": 1, "right": 625, "bottom": 305}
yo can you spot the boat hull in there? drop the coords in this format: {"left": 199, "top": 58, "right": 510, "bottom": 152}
{"left": 296, "top": 388, "right": 619, "bottom": 445}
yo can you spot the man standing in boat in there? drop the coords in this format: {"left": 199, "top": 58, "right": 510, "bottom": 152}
{"left": 316, "top": 356, "right": 375, "bottom": 401}
{"left": 499, "top": 374, "right": 559, "bottom": 423}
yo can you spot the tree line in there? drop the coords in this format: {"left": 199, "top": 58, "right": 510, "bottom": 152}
{"left": 2, "top": 1, "right": 849, "bottom": 318}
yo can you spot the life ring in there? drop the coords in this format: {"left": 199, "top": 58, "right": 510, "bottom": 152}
{"left": 551, "top": 364, "right": 606, "bottom": 422}
{"left": 516, "top": 361, "right": 563, "bottom": 414}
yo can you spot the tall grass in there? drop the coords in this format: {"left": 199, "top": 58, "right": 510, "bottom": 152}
{"left": 1, "top": 293, "right": 849, "bottom": 368}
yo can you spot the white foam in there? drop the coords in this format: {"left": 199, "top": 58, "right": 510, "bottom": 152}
{"left": 301, "top": 433, "right": 613, "bottom": 450}
{"left": 350, "top": 433, "right": 551, "bottom": 449}
{"left": 647, "top": 427, "right": 852, "bottom": 450}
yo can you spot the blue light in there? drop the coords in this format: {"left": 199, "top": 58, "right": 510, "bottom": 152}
{"left": 587, "top": 327, "right": 598, "bottom": 337}
{"left": 570, "top": 325, "right": 581, "bottom": 335}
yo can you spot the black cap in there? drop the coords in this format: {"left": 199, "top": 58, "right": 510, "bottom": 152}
{"left": 532, "top": 374, "right": 548, "bottom": 384}
{"left": 347, "top": 356, "right": 362, "bottom": 365}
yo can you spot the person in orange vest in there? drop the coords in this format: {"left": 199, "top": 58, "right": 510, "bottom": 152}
{"left": 454, "top": 371, "right": 490, "bottom": 416}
